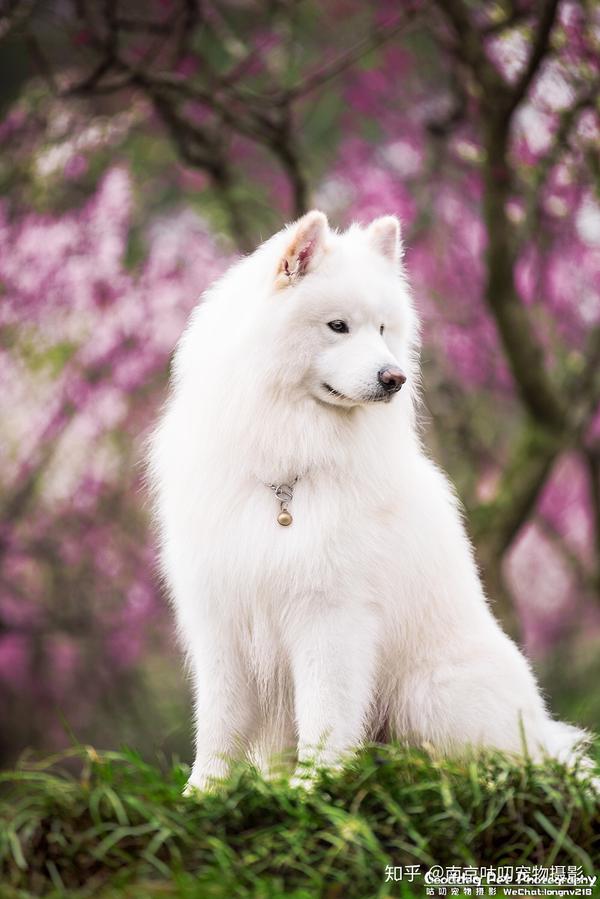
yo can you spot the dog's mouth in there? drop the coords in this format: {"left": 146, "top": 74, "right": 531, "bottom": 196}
{"left": 321, "top": 383, "right": 392, "bottom": 405}
{"left": 322, "top": 382, "right": 352, "bottom": 402}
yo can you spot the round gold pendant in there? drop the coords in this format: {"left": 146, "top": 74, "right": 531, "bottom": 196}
{"left": 277, "top": 509, "right": 293, "bottom": 526}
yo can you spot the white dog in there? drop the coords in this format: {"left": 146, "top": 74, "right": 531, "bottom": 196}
{"left": 150, "top": 210, "right": 588, "bottom": 791}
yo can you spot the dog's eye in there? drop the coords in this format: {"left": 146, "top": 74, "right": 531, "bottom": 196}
{"left": 327, "top": 320, "right": 349, "bottom": 334}
{"left": 380, "top": 324, "right": 385, "bottom": 335}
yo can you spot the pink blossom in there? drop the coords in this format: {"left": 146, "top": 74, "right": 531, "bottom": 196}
{"left": 64, "top": 154, "right": 88, "bottom": 180}
{"left": 0, "top": 635, "right": 30, "bottom": 689}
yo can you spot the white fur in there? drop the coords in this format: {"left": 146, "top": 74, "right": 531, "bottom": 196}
{"left": 149, "top": 211, "right": 589, "bottom": 790}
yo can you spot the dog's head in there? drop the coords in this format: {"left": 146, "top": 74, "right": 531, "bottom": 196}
{"left": 266, "top": 210, "right": 418, "bottom": 409}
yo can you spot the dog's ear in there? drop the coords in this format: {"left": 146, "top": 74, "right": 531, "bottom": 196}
{"left": 367, "top": 215, "right": 403, "bottom": 266}
{"left": 277, "top": 210, "right": 329, "bottom": 287}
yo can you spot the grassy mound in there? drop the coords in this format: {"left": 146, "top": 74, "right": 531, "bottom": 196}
{"left": 0, "top": 745, "right": 599, "bottom": 898}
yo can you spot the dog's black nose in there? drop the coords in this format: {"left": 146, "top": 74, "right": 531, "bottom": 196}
{"left": 378, "top": 366, "right": 407, "bottom": 393}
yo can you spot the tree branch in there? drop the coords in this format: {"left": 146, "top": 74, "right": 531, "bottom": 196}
{"left": 585, "top": 447, "right": 600, "bottom": 591}
{"left": 470, "top": 419, "right": 562, "bottom": 557}
{"left": 519, "top": 81, "right": 600, "bottom": 244}
{"left": 433, "top": 0, "right": 502, "bottom": 88}
{"left": 284, "top": 10, "right": 419, "bottom": 102}
{"left": 148, "top": 90, "right": 255, "bottom": 252}
{"left": 482, "top": 122, "right": 567, "bottom": 430}
{"left": 482, "top": 3, "right": 529, "bottom": 36}
{"left": 0, "top": 0, "right": 38, "bottom": 41}
{"left": 504, "top": 0, "right": 561, "bottom": 120}
{"left": 535, "top": 511, "right": 596, "bottom": 594}
{"left": 28, "top": 0, "right": 419, "bottom": 229}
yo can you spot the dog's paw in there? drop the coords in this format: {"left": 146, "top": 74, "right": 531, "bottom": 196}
{"left": 183, "top": 771, "right": 225, "bottom": 797}
{"left": 182, "top": 780, "right": 203, "bottom": 799}
{"left": 289, "top": 768, "right": 319, "bottom": 792}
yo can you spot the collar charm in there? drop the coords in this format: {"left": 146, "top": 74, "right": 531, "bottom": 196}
{"left": 268, "top": 481, "right": 297, "bottom": 526}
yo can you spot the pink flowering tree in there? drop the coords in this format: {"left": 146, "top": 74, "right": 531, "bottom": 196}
{"left": 0, "top": 0, "right": 599, "bottom": 757}
{"left": 0, "top": 164, "right": 230, "bottom": 758}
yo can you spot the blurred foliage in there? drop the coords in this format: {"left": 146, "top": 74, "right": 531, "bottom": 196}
{"left": 1, "top": 744, "right": 599, "bottom": 897}
{"left": 0, "top": 0, "right": 599, "bottom": 765}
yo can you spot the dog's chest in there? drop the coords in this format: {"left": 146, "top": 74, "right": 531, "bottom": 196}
{"left": 198, "top": 474, "right": 405, "bottom": 607}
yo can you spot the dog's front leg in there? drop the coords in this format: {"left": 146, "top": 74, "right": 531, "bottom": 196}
{"left": 184, "top": 625, "right": 258, "bottom": 794}
{"left": 287, "top": 604, "right": 379, "bottom": 783}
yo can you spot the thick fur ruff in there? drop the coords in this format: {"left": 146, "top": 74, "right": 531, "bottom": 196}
{"left": 149, "top": 211, "right": 589, "bottom": 790}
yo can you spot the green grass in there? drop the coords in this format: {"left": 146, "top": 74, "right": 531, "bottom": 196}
{"left": 1, "top": 744, "right": 599, "bottom": 898}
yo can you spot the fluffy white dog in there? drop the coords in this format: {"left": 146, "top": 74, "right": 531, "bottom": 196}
{"left": 150, "top": 210, "right": 588, "bottom": 791}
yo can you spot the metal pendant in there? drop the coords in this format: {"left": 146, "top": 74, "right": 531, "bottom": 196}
{"left": 272, "top": 482, "right": 295, "bottom": 527}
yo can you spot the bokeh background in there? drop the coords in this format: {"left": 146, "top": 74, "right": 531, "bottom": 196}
{"left": 1, "top": 0, "right": 599, "bottom": 769}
